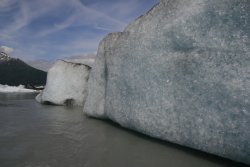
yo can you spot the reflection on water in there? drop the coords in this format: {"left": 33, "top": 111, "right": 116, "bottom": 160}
{"left": 0, "top": 93, "right": 247, "bottom": 167}
{"left": 0, "top": 92, "right": 39, "bottom": 100}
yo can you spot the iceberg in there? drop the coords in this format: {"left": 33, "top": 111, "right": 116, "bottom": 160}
{"left": 84, "top": 0, "right": 250, "bottom": 164}
{"left": 36, "top": 59, "right": 93, "bottom": 106}
{"left": 0, "top": 84, "right": 38, "bottom": 93}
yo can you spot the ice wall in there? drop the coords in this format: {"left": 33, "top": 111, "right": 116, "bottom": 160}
{"left": 84, "top": 0, "right": 250, "bottom": 164}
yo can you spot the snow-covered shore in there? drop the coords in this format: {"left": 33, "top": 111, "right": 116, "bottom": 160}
{"left": 0, "top": 84, "right": 38, "bottom": 93}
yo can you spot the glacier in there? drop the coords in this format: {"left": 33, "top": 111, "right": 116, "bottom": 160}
{"left": 84, "top": 0, "right": 250, "bottom": 164}
{"left": 36, "top": 59, "right": 93, "bottom": 106}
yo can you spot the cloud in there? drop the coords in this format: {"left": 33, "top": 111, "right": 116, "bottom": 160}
{"left": 0, "top": 0, "right": 18, "bottom": 12}
{"left": 0, "top": 0, "right": 126, "bottom": 37}
{"left": 0, "top": 0, "right": 60, "bottom": 35}
{"left": 0, "top": 46, "right": 13, "bottom": 54}
{"left": 35, "top": 0, "right": 126, "bottom": 37}
{"left": 0, "top": 0, "right": 159, "bottom": 60}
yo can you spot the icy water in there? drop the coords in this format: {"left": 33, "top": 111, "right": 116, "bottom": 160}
{"left": 0, "top": 93, "right": 248, "bottom": 167}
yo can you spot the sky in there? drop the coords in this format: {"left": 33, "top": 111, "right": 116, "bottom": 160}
{"left": 0, "top": 0, "right": 159, "bottom": 61}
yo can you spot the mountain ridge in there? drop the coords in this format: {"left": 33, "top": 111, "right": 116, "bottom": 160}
{"left": 0, "top": 53, "right": 47, "bottom": 88}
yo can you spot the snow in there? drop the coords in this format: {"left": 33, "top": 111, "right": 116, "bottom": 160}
{"left": 0, "top": 84, "right": 38, "bottom": 93}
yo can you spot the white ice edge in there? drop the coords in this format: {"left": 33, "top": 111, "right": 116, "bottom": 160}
{"left": 0, "top": 84, "right": 39, "bottom": 93}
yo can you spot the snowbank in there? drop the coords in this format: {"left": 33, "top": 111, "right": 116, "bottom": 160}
{"left": 0, "top": 84, "right": 38, "bottom": 93}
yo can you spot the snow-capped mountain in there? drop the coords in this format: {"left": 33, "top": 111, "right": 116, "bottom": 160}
{"left": 0, "top": 52, "right": 47, "bottom": 88}
{"left": 0, "top": 52, "right": 12, "bottom": 61}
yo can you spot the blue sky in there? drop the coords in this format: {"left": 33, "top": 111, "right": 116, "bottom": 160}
{"left": 0, "top": 0, "right": 159, "bottom": 61}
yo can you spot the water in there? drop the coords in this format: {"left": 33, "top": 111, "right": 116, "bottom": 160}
{"left": 0, "top": 93, "right": 247, "bottom": 167}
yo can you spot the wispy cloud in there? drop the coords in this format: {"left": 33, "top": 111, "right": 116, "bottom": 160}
{"left": 35, "top": 0, "right": 126, "bottom": 37}
{"left": 0, "top": 45, "right": 13, "bottom": 54}
{"left": 0, "top": 0, "right": 159, "bottom": 60}
{"left": 1, "top": 0, "right": 126, "bottom": 37}
{"left": 1, "top": 0, "right": 62, "bottom": 35}
{"left": 0, "top": 0, "right": 18, "bottom": 12}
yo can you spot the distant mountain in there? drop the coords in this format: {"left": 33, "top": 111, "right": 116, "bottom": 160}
{"left": 0, "top": 52, "right": 47, "bottom": 87}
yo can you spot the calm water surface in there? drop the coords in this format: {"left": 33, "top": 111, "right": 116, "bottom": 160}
{"left": 0, "top": 93, "right": 247, "bottom": 167}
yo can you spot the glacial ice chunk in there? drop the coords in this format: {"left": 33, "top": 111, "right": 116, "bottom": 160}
{"left": 84, "top": 0, "right": 250, "bottom": 164}
{"left": 36, "top": 60, "right": 92, "bottom": 106}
